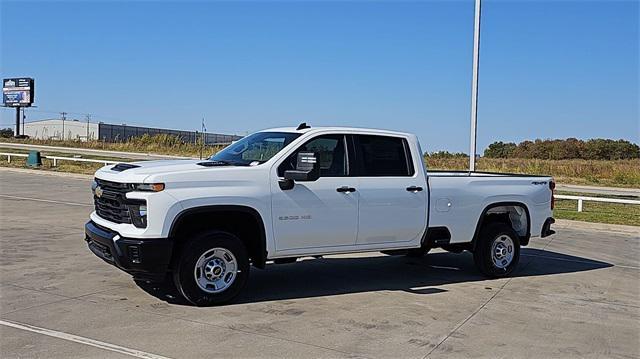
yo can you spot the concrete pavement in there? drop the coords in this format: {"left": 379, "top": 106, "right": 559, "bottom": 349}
{"left": 0, "top": 169, "right": 638, "bottom": 358}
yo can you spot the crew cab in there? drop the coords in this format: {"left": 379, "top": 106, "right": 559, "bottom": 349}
{"left": 85, "top": 125, "right": 555, "bottom": 306}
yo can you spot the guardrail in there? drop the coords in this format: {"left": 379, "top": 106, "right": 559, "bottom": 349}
{"left": 1, "top": 152, "right": 121, "bottom": 166}
{"left": 555, "top": 194, "right": 640, "bottom": 212}
{"left": 0, "top": 142, "right": 193, "bottom": 160}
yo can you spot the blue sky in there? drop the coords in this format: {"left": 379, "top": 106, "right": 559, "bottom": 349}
{"left": 1, "top": 0, "right": 638, "bottom": 152}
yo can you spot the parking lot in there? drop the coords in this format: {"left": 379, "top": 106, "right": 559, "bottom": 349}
{"left": 1, "top": 168, "right": 638, "bottom": 358}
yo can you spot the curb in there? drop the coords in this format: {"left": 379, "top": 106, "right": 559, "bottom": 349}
{"left": 555, "top": 219, "right": 639, "bottom": 235}
{"left": 0, "top": 166, "right": 93, "bottom": 180}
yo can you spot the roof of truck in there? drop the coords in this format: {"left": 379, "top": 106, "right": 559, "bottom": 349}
{"left": 263, "top": 125, "right": 414, "bottom": 137}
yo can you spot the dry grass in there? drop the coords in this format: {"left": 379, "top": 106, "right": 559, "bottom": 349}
{"left": 2, "top": 134, "right": 224, "bottom": 158}
{"left": 1, "top": 156, "right": 103, "bottom": 175}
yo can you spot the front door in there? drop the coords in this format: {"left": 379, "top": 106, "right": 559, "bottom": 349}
{"left": 271, "top": 134, "right": 359, "bottom": 252}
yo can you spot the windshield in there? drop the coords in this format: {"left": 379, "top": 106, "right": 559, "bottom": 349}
{"left": 210, "top": 132, "right": 301, "bottom": 166}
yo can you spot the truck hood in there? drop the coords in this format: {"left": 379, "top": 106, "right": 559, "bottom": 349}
{"left": 94, "top": 159, "right": 244, "bottom": 183}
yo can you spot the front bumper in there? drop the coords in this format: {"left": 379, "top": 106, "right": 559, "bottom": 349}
{"left": 84, "top": 221, "right": 173, "bottom": 281}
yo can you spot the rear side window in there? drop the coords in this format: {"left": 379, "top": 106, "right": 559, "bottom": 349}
{"left": 354, "top": 135, "right": 414, "bottom": 177}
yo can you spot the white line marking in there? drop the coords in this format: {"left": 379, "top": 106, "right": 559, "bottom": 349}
{"left": 0, "top": 194, "right": 92, "bottom": 207}
{"left": 0, "top": 319, "right": 172, "bottom": 359}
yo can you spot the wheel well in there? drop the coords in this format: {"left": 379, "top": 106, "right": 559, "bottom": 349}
{"left": 471, "top": 202, "right": 531, "bottom": 250}
{"left": 169, "top": 206, "right": 267, "bottom": 269}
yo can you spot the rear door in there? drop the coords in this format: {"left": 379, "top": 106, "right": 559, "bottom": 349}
{"left": 353, "top": 134, "right": 427, "bottom": 245}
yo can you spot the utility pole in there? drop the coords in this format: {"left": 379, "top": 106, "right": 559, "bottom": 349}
{"left": 60, "top": 112, "right": 67, "bottom": 140}
{"left": 22, "top": 108, "right": 26, "bottom": 134}
{"left": 86, "top": 114, "right": 91, "bottom": 141}
{"left": 200, "top": 117, "right": 206, "bottom": 160}
{"left": 15, "top": 107, "right": 20, "bottom": 137}
{"left": 469, "top": 0, "right": 482, "bottom": 172}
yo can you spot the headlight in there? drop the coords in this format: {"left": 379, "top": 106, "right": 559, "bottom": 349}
{"left": 128, "top": 202, "right": 148, "bottom": 228}
{"left": 133, "top": 183, "right": 165, "bottom": 192}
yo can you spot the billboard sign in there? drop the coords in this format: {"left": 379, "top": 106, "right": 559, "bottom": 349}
{"left": 3, "top": 78, "right": 34, "bottom": 107}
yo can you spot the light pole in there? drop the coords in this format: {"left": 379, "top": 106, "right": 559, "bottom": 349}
{"left": 60, "top": 112, "right": 67, "bottom": 140}
{"left": 86, "top": 114, "right": 91, "bottom": 140}
{"left": 469, "top": 0, "right": 482, "bottom": 172}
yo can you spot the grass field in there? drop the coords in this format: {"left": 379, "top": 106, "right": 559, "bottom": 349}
{"left": 554, "top": 191, "right": 639, "bottom": 226}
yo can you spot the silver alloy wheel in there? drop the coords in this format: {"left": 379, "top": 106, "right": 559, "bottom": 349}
{"left": 194, "top": 247, "right": 238, "bottom": 293}
{"left": 491, "top": 235, "right": 514, "bottom": 269}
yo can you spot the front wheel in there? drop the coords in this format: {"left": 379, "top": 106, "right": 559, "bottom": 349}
{"left": 173, "top": 231, "right": 249, "bottom": 306}
{"left": 473, "top": 223, "right": 520, "bottom": 277}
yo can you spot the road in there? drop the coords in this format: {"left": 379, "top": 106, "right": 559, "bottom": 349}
{"left": 0, "top": 168, "right": 639, "bottom": 358}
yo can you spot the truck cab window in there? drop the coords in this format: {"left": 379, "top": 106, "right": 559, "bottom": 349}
{"left": 354, "top": 135, "right": 413, "bottom": 176}
{"left": 278, "top": 135, "right": 347, "bottom": 177}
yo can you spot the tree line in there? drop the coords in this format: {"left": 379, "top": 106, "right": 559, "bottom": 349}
{"left": 484, "top": 138, "right": 639, "bottom": 160}
{"left": 424, "top": 138, "right": 640, "bottom": 160}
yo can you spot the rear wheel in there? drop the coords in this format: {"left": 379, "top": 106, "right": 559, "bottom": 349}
{"left": 473, "top": 223, "right": 520, "bottom": 277}
{"left": 173, "top": 231, "right": 249, "bottom": 306}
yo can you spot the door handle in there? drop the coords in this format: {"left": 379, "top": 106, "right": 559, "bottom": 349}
{"left": 337, "top": 186, "right": 356, "bottom": 193}
{"left": 406, "top": 186, "right": 423, "bottom": 192}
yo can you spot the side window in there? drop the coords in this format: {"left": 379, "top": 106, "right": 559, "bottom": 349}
{"left": 278, "top": 135, "right": 347, "bottom": 177}
{"left": 355, "top": 135, "right": 413, "bottom": 177}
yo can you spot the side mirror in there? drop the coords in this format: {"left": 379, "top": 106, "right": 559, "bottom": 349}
{"left": 283, "top": 152, "right": 320, "bottom": 182}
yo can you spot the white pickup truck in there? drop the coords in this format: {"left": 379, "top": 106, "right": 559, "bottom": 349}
{"left": 85, "top": 125, "right": 555, "bottom": 306}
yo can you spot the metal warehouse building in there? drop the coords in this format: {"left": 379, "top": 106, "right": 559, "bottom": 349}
{"left": 22, "top": 119, "right": 242, "bottom": 145}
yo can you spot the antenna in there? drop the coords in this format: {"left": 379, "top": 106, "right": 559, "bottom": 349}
{"left": 296, "top": 122, "right": 311, "bottom": 130}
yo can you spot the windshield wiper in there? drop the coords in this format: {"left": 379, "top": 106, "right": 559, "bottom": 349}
{"left": 197, "top": 160, "right": 235, "bottom": 167}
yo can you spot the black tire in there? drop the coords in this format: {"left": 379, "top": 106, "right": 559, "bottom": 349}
{"left": 473, "top": 222, "right": 520, "bottom": 278}
{"left": 173, "top": 230, "right": 249, "bottom": 306}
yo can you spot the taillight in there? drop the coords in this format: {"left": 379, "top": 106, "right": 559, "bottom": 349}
{"left": 549, "top": 180, "right": 556, "bottom": 210}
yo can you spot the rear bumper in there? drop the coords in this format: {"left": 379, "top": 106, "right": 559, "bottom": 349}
{"left": 541, "top": 217, "right": 556, "bottom": 238}
{"left": 84, "top": 221, "right": 172, "bottom": 281}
